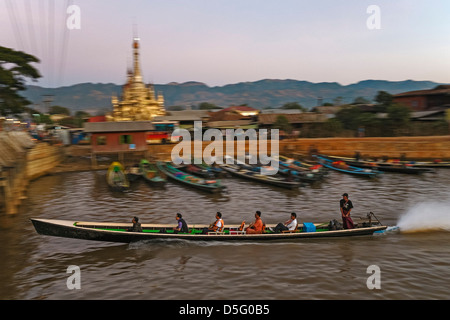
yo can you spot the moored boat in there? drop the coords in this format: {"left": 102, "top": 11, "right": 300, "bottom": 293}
{"left": 157, "top": 161, "right": 225, "bottom": 193}
{"left": 221, "top": 163, "right": 301, "bottom": 189}
{"left": 139, "top": 159, "right": 167, "bottom": 186}
{"left": 316, "top": 156, "right": 380, "bottom": 178}
{"left": 322, "top": 155, "right": 434, "bottom": 174}
{"left": 30, "top": 218, "right": 387, "bottom": 243}
{"left": 106, "top": 162, "right": 130, "bottom": 191}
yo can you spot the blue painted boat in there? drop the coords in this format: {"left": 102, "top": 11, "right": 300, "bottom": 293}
{"left": 316, "top": 156, "right": 380, "bottom": 178}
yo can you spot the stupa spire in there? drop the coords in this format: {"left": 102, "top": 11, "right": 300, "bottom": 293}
{"left": 132, "top": 37, "right": 143, "bottom": 83}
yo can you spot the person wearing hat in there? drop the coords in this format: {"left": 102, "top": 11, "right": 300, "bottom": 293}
{"left": 340, "top": 193, "right": 354, "bottom": 229}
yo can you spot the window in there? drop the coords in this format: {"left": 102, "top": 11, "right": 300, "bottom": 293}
{"left": 96, "top": 136, "right": 107, "bottom": 145}
{"left": 119, "top": 134, "right": 133, "bottom": 144}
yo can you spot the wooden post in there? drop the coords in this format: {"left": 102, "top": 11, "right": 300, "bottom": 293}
{"left": 91, "top": 152, "right": 97, "bottom": 169}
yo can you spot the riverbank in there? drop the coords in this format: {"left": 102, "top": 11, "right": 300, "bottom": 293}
{"left": 57, "top": 135, "right": 450, "bottom": 170}
{"left": 0, "top": 133, "right": 64, "bottom": 214}
{"left": 2, "top": 134, "right": 449, "bottom": 214}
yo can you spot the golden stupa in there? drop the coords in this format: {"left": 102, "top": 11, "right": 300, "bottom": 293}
{"left": 106, "top": 38, "right": 166, "bottom": 121}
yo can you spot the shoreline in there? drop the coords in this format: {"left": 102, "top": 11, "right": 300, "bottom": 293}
{"left": 51, "top": 135, "right": 450, "bottom": 174}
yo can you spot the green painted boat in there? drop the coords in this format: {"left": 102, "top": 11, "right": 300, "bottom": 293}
{"left": 31, "top": 218, "right": 387, "bottom": 243}
{"left": 106, "top": 162, "right": 130, "bottom": 191}
{"left": 157, "top": 161, "right": 226, "bottom": 193}
{"left": 139, "top": 159, "right": 167, "bottom": 187}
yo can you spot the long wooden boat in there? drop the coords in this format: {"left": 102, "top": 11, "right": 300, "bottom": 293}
{"left": 30, "top": 218, "right": 387, "bottom": 243}
{"left": 316, "top": 156, "right": 380, "bottom": 178}
{"left": 323, "top": 155, "right": 432, "bottom": 174}
{"left": 156, "top": 161, "right": 225, "bottom": 193}
{"left": 106, "top": 162, "right": 130, "bottom": 191}
{"left": 276, "top": 155, "right": 328, "bottom": 182}
{"left": 174, "top": 163, "right": 215, "bottom": 179}
{"left": 139, "top": 159, "right": 167, "bottom": 187}
{"left": 221, "top": 163, "right": 301, "bottom": 189}
{"left": 278, "top": 155, "right": 328, "bottom": 175}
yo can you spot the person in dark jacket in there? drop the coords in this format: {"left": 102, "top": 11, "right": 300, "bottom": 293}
{"left": 127, "top": 216, "right": 143, "bottom": 232}
{"left": 174, "top": 213, "right": 189, "bottom": 233}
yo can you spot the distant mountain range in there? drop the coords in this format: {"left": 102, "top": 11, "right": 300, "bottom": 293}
{"left": 23, "top": 79, "right": 445, "bottom": 114}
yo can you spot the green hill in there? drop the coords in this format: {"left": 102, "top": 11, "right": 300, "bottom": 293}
{"left": 23, "top": 79, "right": 444, "bottom": 114}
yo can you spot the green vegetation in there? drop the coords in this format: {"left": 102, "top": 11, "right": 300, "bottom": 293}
{"left": 0, "top": 46, "right": 41, "bottom": 116}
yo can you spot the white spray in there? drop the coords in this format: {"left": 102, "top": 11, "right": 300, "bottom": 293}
{"left": 397, "top": 200, "right": 450, "bottom": 233}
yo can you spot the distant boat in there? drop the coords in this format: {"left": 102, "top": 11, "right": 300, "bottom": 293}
{"left": 106, "top": 162, "right": 130, "bottom": 191}
{"left": 139, "top": 159, "right": 167, "bottom": 187}
{"left": 157, "top": 161, "right": 226, "bottom": 193}
{"left": 275, "top": 155, "right": 327, "bottom": 183}
{"left": 316, "top": 156, "right": 380, "bottom": 178}
{"left": 221, "top": 163, "right": 301, "bottom": 189}
{"left": 322, "top": 155, "right": 435, "bottom": 174}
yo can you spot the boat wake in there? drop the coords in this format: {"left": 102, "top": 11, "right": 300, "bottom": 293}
{"left": 397, "top": 200, "right": 450, "bottom": 233}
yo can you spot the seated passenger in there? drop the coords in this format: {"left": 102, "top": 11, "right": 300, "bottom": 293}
{"left": 127, "top": 216, "right": 143, "bottom": 232}
{"left": 203, "top": 212, "right": 224, "bottom": 234}
{"left": 245, "top": 211, "right": 264, "bottom": 234}
{"left": 174, "top": 212, "right": 189, "bottom": 233}
{"left": 272, "top": 212, "right": 298, "bottom": 233}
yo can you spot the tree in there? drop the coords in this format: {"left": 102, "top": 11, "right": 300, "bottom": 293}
{"left": 273, "top": 115, "right": 293, "bottom": 134}
{"left": 387, "top": 103, "right": 410, "bottom": 126}
{"left": 351, "top": 96, "right": 371, "bottom": 105}
{"left": 0, "top": 46, "right": 41, "bottom": 116}
{"left": 335, "top": 105, "right": 362, "bottom": 130}
{"left": 375, "top": 91, "right": 393, "bottom": 106}
{"left": 374, "top": 91, "right": 393, "bottom": 112}
{"left": 198, "top": 102, "right": 221, "bottom": 110}
{"left": 49, "top": 105, "right": 71, "bottom": 115}
{"left": 281, "top": 102, "right": 306, "bottom": 111}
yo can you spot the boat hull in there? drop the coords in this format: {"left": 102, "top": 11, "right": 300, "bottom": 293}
{"left": 157, "top": 162, "right": 225, "bottom": 193}
{"left": 316, "top": 156, "right": 380, "bottom": 177}
{"left": 106, "top": 162, "right": 130, "bottom": 191}
{"left": 324, "top": 155, "right": 432, "bottom": 174}
{"left": 31, "top": 218, "right": 387, "bottom": 243}
{"left": 221, "top": 164, "right": 300, "bottom": 189}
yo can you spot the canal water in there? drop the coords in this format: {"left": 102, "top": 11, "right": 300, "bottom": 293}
{"left": 1, "top": 166, "right": 450, "bottom": 300}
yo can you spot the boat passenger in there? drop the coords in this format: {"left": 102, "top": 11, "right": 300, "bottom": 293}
{"left": 203, "top": 212, "right": 224, "bottom": 234}
{"left": 174, "top": 213, "right": 189, "bottom": 233}
{"left": 245, "top": 211, "right": 264, "bottom": 234}
{"left": 127, "top": 216, "right": 143, "bottom": 232}
{"left": 271, "top": 212, "right": 298, "bottom": 233}
{"left": 340, "top": 193, "right": 354, "bottom": 229}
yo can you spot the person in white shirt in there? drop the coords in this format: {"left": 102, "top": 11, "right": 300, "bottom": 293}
{"left": 272, "top": 212, "right": 298, "bottom": 233}
{"left": 202, "top": 212, "right": 225, "bottom": 234}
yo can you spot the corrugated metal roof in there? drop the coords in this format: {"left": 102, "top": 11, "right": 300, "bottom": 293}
{"left": 84, "top": 121, "right": 155, "bottom": 133}
{"left": 258, "top": 113, "right": 328, "bottom": 125}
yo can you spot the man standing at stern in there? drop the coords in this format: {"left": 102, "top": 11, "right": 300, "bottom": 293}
{"left": 340, "top": 193, "right": 354, "bottom": 229}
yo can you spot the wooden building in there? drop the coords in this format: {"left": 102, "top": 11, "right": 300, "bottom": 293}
{"left": 393, "top": 85, "right": 450, "bottom": 111}
{"left": 84, "top": 121, "right": 154, "bottom": 167}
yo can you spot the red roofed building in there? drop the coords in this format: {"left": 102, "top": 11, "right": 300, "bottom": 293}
{"left": 393, "top": 85, "right": 450, "bottom": 111}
